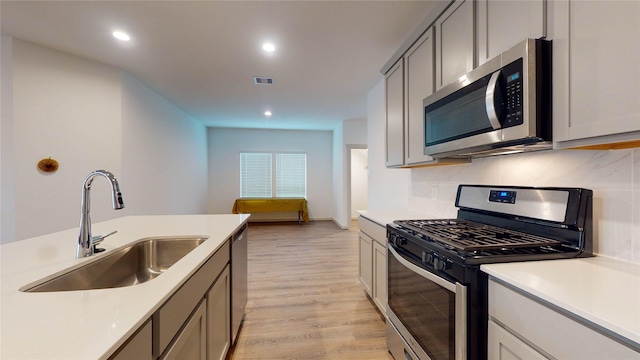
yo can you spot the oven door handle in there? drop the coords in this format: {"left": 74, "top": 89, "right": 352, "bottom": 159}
{"left": 388, "top": 245, "right": 456, "bottom": 292}
{"left": 455, "top": 282, "right": 467, "bottom": 360}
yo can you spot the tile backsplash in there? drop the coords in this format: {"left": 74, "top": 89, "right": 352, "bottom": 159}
{"left": 409, "top": 148, "right": 640, "bottom": 264}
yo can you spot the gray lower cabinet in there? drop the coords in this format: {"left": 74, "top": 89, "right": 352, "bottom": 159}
{"left": 488, "top": 279, "right": 639, "bottom": 358}
{"left": 155, "top": 240, "right": 229, "bottom": 358}
{"left": 160, "top": 300, "right": 207, "bottom": 360}
{"left": 372, "top": 240, "right": 387, "bottom": 315}
{"left": 109, "top": 320, "right": 153, "bottom": 360}
{"left": 358, "top": 216, "right": 387, "bottom": 316}
{"left": 358, "top": 231, "right": 373, "bottom": 297}
{"left": 110, "top": 239, "right": 232, "bottom": 360}
{"left": 207, "top": 265, "right": 231, "bottom": 360}
{"left": 488, "top": 320, "right": 547, "bottom": 360}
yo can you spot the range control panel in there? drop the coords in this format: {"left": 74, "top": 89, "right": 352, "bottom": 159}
{"left": 489, "top": 190, "right": 517, "bottom": 204}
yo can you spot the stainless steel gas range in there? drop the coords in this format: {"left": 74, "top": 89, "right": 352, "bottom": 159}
{"left": 386, "top": 184, "right": 593, "bottom": 360}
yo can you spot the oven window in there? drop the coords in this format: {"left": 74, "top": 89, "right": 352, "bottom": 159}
{"left": 388, "top": 249, "right": 455, "bottom": 360}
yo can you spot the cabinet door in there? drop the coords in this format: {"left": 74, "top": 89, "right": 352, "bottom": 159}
{"left": 553, "top": 0, "right": 640, "bottom": 148}
{"left": 358, "top": 231, "right": 373, "bottom": 296}
{"left": 477, "top": 0, "right": 545, "bottom": 65}
{"left": 488, "top": 320, "right": 547, "bottom": 360}
{"left": 154, "top": 241, "right": 229, "bottom": 357}
{"left": 161, "top": 301, "right": 207, "bottom": 360}
{"left": 207, "top": 265, "right": 231, "bottom": 360}
{"left": 435, "top": 0, "right": 475, "bottom": 90}
{"left": 372, "top": 240, "right": 387, "bottom": 316}
{"left": 385, "top": 59, "right": 405, "bottom": 167}
{"left": 405, "top": 27, "right": 436, "bottom": 165}
{"left": 109, "top": 320, "right": 152, "bottom": 360}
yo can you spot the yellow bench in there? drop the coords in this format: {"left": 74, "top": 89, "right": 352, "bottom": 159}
{"left": 232, "top": 198, "right": 310, "bottom": 223}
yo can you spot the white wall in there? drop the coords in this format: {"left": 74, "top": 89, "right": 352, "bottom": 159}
{"left": 1, "top": 39, "right": 209, "bottom": 242}
{"left": 366, "top": 79, "right": 411, "bottom": 211}
{"left": 207, "top": 127, "right": 333, "bottom": 220}
{"left": 367, "top": 78, "right": 640, "bottom": 264}
{"left": 332, "top": 125, "right": 345, "bottom": 226}
{"left": 333, "top": 118, "right": 368, "bottom": 228}
{"left": 10, "top": 39, "right": 122, "bottom": 241}
{"left": 121, "top": 74, "right": 208, "bottom": 216}
{"left": 1, "top": 36, "right": 15, "bottom": 243}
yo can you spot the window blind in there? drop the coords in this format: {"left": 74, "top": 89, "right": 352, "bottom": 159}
{"left": 240, "top": 152, "right": 306, "bottom": 198}
{"left": 240, "top": 153, "right": 272, "bottom": 197}
{"left": 276, "top": 153, "right": 307, "bottom": 198}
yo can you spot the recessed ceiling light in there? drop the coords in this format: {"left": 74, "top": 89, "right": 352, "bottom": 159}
{"left": 112, "top": 31, "right": 131, "bottom": 41}
{"left": 262, "top": 42, "right": 276, "bottom": 52}
{"left": 264, "top": 111, "right": 272, "bottom": 117}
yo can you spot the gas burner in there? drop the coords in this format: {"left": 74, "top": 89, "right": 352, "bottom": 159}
{"left": 396, "top": 219, "right": 562, "bottom": 252}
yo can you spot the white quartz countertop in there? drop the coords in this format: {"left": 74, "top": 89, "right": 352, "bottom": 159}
{"left": 482, "top": 256, "right": 640, "bottom": 348}
{"left": 357, "top": 210, "right": 436, "bottom": 227}
{"left": 0, "top": 214, "right": 250, "bottom": 360}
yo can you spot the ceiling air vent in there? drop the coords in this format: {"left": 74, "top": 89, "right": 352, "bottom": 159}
{"left": 253, "top": 76, "right": 274, "bottom": 85}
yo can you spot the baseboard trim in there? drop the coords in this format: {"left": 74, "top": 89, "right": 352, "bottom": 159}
{"left": 332, "top": 218, "right": 349, "bottom": 230}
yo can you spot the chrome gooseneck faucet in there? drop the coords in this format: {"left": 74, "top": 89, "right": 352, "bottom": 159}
{"left": 76, "top": 170, "right": 124, "bottom": 258}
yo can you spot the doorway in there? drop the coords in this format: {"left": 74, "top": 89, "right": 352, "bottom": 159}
{"left": 348, "top": 146, "right": 368, "bottom": 221}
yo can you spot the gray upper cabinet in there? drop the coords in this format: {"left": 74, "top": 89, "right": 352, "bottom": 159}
{"left": 382, "top": 0, "right": 640, "bottom": 165}
{"left": 435, "top": 0, "right": 475, "bottom": 90}
{"left": 404, "top": 28, "right": 436, "bottom": 165}
{"left": 552, "top": 0, "right": 640, "bottom": 149}
{"left": 383, "top": 1, "right": 471, "bottom": 168}
{"left": 385, "top": 59, "right": 405, "bottom": 167}
{"left": 476, "top": 0, "right": 546, "bottom": 66}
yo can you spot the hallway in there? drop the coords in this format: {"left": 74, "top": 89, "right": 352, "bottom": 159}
{"left": 229, "top": 221, "right": 392, "bottom": 360}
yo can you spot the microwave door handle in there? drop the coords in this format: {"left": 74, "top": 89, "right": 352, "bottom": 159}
{"left": 485, "top": 70, "right": 502, "bottom": 130}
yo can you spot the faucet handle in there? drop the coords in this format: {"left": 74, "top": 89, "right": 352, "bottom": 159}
{"left": 91, "top": 230, "right": 117, "bottom": 253}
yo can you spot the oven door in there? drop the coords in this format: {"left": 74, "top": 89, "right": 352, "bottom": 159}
{"left": 387, "top": 244, "right": 467, "bottom": 360}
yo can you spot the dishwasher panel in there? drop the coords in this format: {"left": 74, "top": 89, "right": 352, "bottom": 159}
{"left": 231, "top": 224, "right": 248, "bottom": 344}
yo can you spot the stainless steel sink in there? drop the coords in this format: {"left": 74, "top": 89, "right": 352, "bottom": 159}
{"left": 21, "top": 236, "right": 208, "bottom": 292}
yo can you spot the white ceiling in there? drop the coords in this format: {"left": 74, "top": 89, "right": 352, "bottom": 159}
{"left": 1, "top": 1, "right": 437, "bottom": 130}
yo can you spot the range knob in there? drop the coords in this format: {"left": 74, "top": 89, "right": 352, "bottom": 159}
{"left": 422, "top": 251, "right": 434, "bottom": 264}
{"left": 390, "top": 234, "right": 406, "bottom": 247}
{"left": 433, "top": 257, "right": 449, "bottom": 271}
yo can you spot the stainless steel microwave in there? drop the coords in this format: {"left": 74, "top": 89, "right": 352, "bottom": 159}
{"left": 424, "top": 38, "right": 552, "bottom": 158}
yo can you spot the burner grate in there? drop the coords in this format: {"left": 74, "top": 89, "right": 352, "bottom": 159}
{"left": 399, "top": 219, "right": 561, "bottom": 252}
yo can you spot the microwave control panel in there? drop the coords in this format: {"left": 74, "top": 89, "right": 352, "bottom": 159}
{"left": 503, "top": 58, "right": 524, "bottom": 128}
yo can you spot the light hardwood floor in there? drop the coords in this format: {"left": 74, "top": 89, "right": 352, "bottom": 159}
{"left": 228, "top": 221, "right": 393, "bottom": 360}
